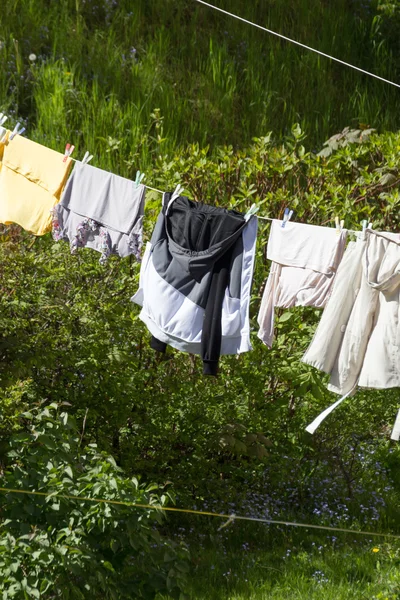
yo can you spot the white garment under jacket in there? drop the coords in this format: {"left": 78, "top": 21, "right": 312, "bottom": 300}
{"left": 303, "top": 230, "right": 400, "bottom": 394}
{"left": 257, "top": 219, "right": 347, "bottom": 347}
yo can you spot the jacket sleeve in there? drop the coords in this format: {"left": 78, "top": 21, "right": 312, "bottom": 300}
{"left": 201, "top": 250, "right": 232, "bottom": 376}
{"left": 150, "top": 336, "right": 167, "bottom": 353}
{"left": 257, "top": 261, "right": 281, "bottom": 348}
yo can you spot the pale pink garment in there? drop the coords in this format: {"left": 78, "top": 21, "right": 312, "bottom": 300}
{"left": 257, "top": 219, "right": 347, "bottom": 348}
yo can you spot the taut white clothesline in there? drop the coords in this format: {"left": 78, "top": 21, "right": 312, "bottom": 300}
{"left": 69, "top": 154, "right": 359, "bottom": 232}
{"left": 256, "top": 215, "right": 359, "bottom": 234}
{"left": 70, "top": 156, "right": 165, "bottom": 194}
{"left": 145, "top": 185, "right": 165, "bottom": 195}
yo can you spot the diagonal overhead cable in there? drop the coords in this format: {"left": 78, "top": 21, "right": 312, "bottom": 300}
{"left": 194, "top": 0, "right": 400, "bottom": 90}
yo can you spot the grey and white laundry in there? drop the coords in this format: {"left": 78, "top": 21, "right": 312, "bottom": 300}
{"left": 257, "top": 219, "right": 348, "bottom": 347}
{"left": 132, "top": 192, "right": 258, "bottom": 375}
{"left": 52, "top": 162, "right": 145, "bottom": 264}
{"left": 303, "top": 230, "right": 400, "bottom": 395}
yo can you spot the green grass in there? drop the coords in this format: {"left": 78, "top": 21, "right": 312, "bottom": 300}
{"left": 164, "top": 519, "right": 400, "bottom": 599}
{"left": 209, "top": 534, "right": 400, "bottom": 599}
{"left": 1, "top": 0, "right": 400, "bottom": 170}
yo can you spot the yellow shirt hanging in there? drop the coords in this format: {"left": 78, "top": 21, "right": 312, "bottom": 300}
{"left": 0, "top": 134, "right": 72, "bottom": 235}
{"left": 0, "top": 130, "right": 8, "bottom": 167}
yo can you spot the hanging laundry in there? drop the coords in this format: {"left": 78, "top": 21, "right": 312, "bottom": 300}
{"left": 257, "top": 219, "right": 347, "bottom": 348}
{"left": 52, "top": 162, "right": 145, "bottom": 264}
{"left": 303, "top": 230, "right": 400, "bottom": 395}
{"left": 132, "top": 192, "right": 258, "bottom": 375}
{"left": 0, "top": 130, "right": 7, "bottom": 162}
{"left": 0, "top": 134, "right": 73, "bottom": 235}
{"left": 0, "top": 131, "right": 7, "bottom": 184}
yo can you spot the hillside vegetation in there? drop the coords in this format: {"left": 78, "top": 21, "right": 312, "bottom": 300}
{"left": 1, "top": 0, "right": 400, "bottom": 160}
{"left": 1, "top": 1, "right": 400, "bottom": 599}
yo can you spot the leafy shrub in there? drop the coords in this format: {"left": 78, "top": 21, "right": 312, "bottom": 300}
{"left": 0, "top": 404, "right": 190, "bottom": 599}
{"left": 2, "top": 126, "right": 400, "bottom": 499}
{"left": 1, "top": 127, "right": 400, "bottom": 596}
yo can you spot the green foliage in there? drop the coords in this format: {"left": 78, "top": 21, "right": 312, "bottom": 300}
{"left": 1, "top": 126, "right": 400, "bottom": 502}
{"left": 185, "top": 525, "right": 400, "bottom": 600}
{"left": 373, "top": 0, "right": 400, "bottom": 70}
{"left": 0, "top": 404, "right": 190, "bottom": 599}
{"left": 214, "top": 423, "right": 272, "bottom": 460}
{"left": 2, "top": 2, "right": 400, "bottom": 591}
{"left": 1, "top": 0, "right": 400, "bottom": 161}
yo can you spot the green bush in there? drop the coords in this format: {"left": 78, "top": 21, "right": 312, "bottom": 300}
{"left": 0, "top": 404, "right": 190, "bottom": 599}
{"left": 1, "top": 125, "right": 400, "bottom": 500}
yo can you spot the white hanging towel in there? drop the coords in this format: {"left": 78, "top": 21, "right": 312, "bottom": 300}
{"left": 257, "top": 219, "right": 347, "bottom": 347}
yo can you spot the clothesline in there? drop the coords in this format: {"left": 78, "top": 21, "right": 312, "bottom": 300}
{"left": 194, "top": 0, "right": 400, "bottom": 90}
{"left": 50, "top": 151, "right": 362, "bottom": 232}
{"left": 68, "top": 155, "right": 353, "bottom": 230}
{"left": 69, "top": 155, "right": 167, "bottom": 196}
{"left": 69, "top": 153, "right": 361, "bottom": 232}
{"left": 1, "top": 124, "right": 365, "bottom": 236}
{"left": 1, "top": 128, "right": 399, "bottom": 440}
{"left": 257, "top": 214, "right": 360, "bottom": 234}
{"left": 140, "top": 189, "right": 360, "bottom": 233}
{"left": 145, "top": 185, "right": 165, "bottom": 195}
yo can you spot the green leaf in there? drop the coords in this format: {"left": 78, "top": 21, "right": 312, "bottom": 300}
{"left": 102, "top": 561, "right": 115, "bottom": 572}
{"left": 279, "top": 312, "right": 293, "bottom": 323}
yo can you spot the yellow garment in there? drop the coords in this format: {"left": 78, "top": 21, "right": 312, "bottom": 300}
{"left": 0, "top": 130, "right": 8, "bottom": 165}
{"left": 0, "top": 134, "right": 72, "bottom": 235}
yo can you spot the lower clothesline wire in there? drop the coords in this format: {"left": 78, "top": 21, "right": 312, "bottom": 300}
{"left": 0, "top": 486, "right": 398, "bottom": 540}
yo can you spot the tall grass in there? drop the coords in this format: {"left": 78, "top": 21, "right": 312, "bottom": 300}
{"left": 0, "top": 0, "right": 399, "bottom": 170}
{"left": 163, "top": 514, "right": 400, "bottom": 600}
